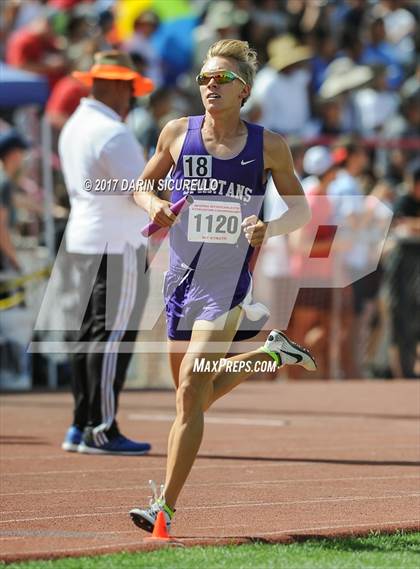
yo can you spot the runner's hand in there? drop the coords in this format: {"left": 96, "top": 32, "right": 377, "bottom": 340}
{"left": 147, "top": 196, "right": 177, "bottom": 228}
{"left": 242, "top": 215, "right": 268, "bottom": 247}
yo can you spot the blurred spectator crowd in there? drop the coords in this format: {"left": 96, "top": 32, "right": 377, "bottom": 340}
{"left": 0, "top": 0, "right": 419, "bottom": 384}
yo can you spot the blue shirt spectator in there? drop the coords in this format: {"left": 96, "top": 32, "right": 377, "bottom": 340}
{"left": 361, "top": 17, "right": 403, "bottom": 89}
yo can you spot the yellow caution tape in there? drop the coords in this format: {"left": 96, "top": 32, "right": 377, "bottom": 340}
{"left": 0, "top": 291, "right": 25, "bottom": 311}
{"left": 0, "top": 266, "right": 51, "bottom": 294}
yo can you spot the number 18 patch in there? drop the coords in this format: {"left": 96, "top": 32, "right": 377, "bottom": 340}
{"left": 183, "top": 155, "right": 212, "bottom": 178}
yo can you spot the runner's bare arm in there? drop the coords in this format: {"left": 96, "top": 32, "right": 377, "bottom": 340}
{"left": 242, "top": 131, "right": 311, "bottom": 247}
{"left": 134, "top": 118, "right": 188, "bottom": 227}
{"left": 264, "top": 130, "right": 311, "bottom": 237}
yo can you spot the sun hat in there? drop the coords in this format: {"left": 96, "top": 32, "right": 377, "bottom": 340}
{"left": 319, "top": 57, "right": 373, "bottom": 99}
{"left": 72, "top": 51, "right": 154, "bottom": 97}
{"left": 267, "top": 35, "right": 312, "bottom": 72}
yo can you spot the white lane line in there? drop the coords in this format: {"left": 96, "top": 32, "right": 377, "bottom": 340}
{"left": 1, "top": 494, "right": 419, "bottom": 524}
{"left": 0, "top": 509, "right": 128, "bottom": 524}
{"left": 0, "top": 529, "right": 140, "bottom": 541}
{"left": 0, "top": 455, "right": 77, "bottom": 461}
{"left": 129, "top": 412, "right": 288, "bottom": 427}
{"left": 1, "top": 443, "right": 419, "bottom": 460}
{"left": 2, "top": 457, "right": 420, "bottom": 477}
{"left": 1, "top": 510, "right": 41, "bottom": 515}
{"left": 181, "top": 493, "right": 420, "bottom": 512}
{"left": 0, "top": 467, "right": 166, "bottom": 477}
{"left": 252, "top": 518, "right": 420, "bottom": 537}
{"left": 190, "top": 518, "right": 420, "bottom": 535}
{"left": 1, "top": 475, "right": 418, "bottom": 497}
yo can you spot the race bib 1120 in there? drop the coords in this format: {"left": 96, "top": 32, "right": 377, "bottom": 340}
{"left": 187, "top": 200, "right": 242, "bottom": 244}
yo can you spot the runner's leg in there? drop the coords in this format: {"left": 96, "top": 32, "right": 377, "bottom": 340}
{"left": 163, "top": 306, "right": 274, "bottom": 509}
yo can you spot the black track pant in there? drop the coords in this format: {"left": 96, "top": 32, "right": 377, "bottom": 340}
{"left": 69, "top": 245, "right": 148, "bottom": 442}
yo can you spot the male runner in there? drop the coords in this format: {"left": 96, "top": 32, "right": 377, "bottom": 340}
{"left": 129, "top": 39, "right": 316, "bottom": 531}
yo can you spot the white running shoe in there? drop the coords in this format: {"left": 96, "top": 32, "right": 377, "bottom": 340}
{"left": 129, "top": 481, "right": 174, "bottom": 533}
{"left": 262, "top": 329, "right": 317, "bottom": 371}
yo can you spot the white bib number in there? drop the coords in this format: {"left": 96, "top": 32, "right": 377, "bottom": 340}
{"left": 187, "top": 200, "right": 242, "bottom": 244}
{"left": 183, "top": 155, "right": 212, "bottom": 177}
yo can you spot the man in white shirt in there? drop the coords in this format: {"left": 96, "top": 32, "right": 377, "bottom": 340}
{"left": 245, "top": 35, "right": 312, "bottom": 136}
{"left": 59, "top": 51, "right": 154, "bottom": 455}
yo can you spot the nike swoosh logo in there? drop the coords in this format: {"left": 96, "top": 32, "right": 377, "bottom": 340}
{"left": 281, "top": 350, "right": 303, "bottom": 363}
{"left": 241, "top": 159, "right": 255, "bottom": 166}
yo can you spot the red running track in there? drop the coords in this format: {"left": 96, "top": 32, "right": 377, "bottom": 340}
{"left": 0, "top": 380, "right": 419, "bottom": 562}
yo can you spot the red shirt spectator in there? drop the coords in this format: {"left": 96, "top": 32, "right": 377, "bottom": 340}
{"left": 46, "top": 76, "right": 89, "bottom": 130}
{"left": 6, "top": 18, "right": 67, "bottom": 88}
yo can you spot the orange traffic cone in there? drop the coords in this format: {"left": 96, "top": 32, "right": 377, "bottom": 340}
{"left": 145, "top": 511, "right": 171, "bottom": 541}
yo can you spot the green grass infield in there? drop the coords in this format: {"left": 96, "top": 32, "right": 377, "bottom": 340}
{"left": 2, "top": 531, "right": 420, "bottom": 569}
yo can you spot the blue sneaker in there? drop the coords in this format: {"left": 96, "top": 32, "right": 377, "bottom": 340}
{"left": 78, "top": 434, "right": 151, "bottom": 456}
{"left": 61, "top": 426, "right": 83, "bottom": 452}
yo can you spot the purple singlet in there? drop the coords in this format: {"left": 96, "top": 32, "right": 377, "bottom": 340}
{"left": 164, "top": 115, "right": 267, "bottom": 340}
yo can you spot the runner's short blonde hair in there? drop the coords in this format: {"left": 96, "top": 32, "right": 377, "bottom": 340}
{"left": 203, "top": 39, "right": 258, "bottom": 88}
